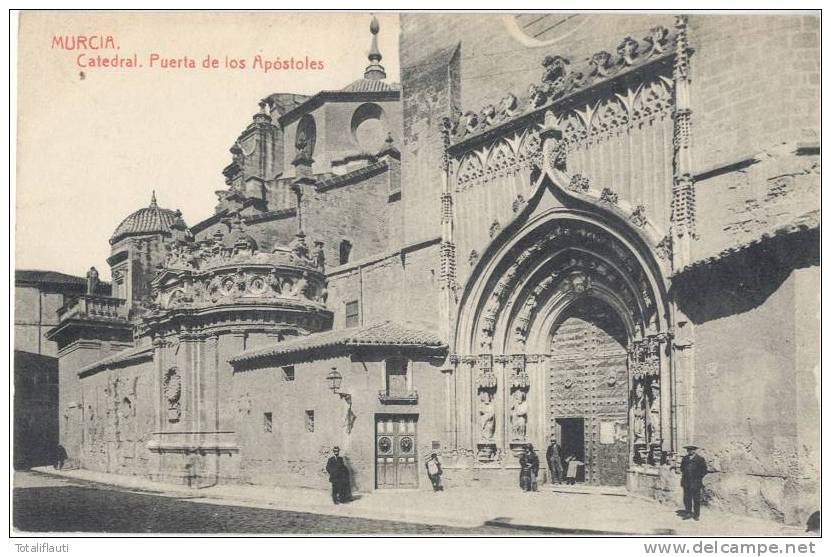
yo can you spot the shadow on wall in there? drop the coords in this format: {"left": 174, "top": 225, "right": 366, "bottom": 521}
{"left": 671, "top": 229, "right": 819, "bottom": 325}
{"left": 14, "top": 351, "right": 60, "bottom": 470}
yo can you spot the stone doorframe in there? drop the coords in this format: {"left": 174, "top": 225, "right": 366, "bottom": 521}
{"left": 449, "top": 181, "right": 675, "bottom": 472}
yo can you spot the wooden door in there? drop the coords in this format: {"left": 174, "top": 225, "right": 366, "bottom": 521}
{"left": 375, "top": 414, "right": 418, "bottom": 489}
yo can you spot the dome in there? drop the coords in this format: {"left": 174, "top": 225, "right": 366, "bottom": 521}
{"left": 342, "top": 79, "right": 399, "bottom": 93}
{"left": 110, "top": 192, "right": 189, "bottom": 245}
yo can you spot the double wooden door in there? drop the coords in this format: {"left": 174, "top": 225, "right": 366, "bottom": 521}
{"left": 375, "top": 414, "right": 418, "bottom": 489}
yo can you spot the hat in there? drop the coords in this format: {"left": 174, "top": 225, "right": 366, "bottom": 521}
{"left": 333, "top": 446, "right": 340, "bottom": 451}
{"left": 683, "top": 444, "right": 699, "bottom": 450}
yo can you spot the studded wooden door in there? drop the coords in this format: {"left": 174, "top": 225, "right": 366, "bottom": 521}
{"left": 375, "top": 415, "right": 418, "bottom": 489}
{"left": 548, "top": 298, "right": 629, "bottom": 486}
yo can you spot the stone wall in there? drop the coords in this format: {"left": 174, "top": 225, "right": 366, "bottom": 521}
{"left": 78, "top": 361, "right": 156, "bottom": 477}
{"left": 326, "top": 242, "right": 441, "bottom": 331}
{"left": 674, "top": 234, "right": 820, "bottom": 525}
{"left": 14, "top": 286, "right": 66, "bottom": 356}
{"left": 231, "top": 351, "right": 449, "bottom": 491}
{"left": 689, "top": 14, "right": 820, "bottom": 260}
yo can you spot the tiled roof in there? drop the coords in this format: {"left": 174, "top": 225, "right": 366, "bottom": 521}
{"left": 77, "top": 345, "right": 154, "bottom": 377}
{"left": 230, "top": 321, "right": 446, "bottom": 365}
{"left": 16, "top": 270, "right": 86, "bottom": 286}
{"left": 341, "top": 78, "right": 400, "bottom": 93}
{"left": 675, "top": 209, "right": 820, "bottom": 275}
{"left": 110, "top": 195, "right": 189, "bottom": 245}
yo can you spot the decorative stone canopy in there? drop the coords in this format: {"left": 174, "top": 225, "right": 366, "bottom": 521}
{"left": 443, "top": 22, "right": 681, "bottom": 149}
{"left": 110, "top": 191, "right": 191, "bottom": 245}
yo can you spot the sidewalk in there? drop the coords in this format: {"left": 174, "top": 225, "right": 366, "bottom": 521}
{"left": 27, "top": 467, "right": 805, "bottom": 536}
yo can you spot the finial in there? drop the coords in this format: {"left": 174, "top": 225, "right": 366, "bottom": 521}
{"left": 364, "top": 15, "right": 386, "bottom": 80}
{"left": 150, "top": 190, "right": 158, "bottom": 208}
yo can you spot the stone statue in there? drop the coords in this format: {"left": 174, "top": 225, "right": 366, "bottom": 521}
{"left": 510, "top": 389, "right": 529, "bottom": 440}
{"left": 86, "top": 266, "right": 99, "bottom": 295}
{"left": 631, "top": 381, "right": 647, "bottom": 445}
{"left": 312, "top": 240, "right": 325, "bottom": 271}
{"left": 648, "top": 382, "right": 661, "bottom": 444}
{"left": 478, "top": 390, "right": 496, "bottom": 441}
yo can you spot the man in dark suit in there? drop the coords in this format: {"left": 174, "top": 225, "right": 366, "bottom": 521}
{"left": 546, "top": 438, "right": 564, "bottom": 484}
{"left": 680, "top": 444, "right": 708, "bottom": 520}
{"left": 325, "top": 446, "right": 351, "bottom": 504}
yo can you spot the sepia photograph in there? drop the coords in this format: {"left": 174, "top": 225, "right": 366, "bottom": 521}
{"left": 10, "top": 7, "right": 822, "bottom": 541}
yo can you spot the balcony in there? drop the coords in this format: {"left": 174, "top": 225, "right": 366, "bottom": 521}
{"left": 57, "top": 295, "right": 128, "bottom": 322}
{"left": 378, "top": 389, "right": 419, "bottom": 404}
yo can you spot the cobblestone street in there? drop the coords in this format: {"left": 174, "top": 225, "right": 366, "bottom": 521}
{"left": 13, "top": 472, "right": 527, "bottom": 535}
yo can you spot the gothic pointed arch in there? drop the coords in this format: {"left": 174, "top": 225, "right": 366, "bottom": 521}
{"left": 452, "top": 171, "right": 673, "bottom": 477}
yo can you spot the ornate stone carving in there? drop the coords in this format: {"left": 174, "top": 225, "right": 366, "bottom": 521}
{"left": 630, "top": 205, "right": 649, "bottom": 228}
{"left": 568, "top": 173, "right": 590, "bottom": 192}
{"left": 617, "top": 36, "right": 640, "bottom": 66}
{"left": 488, "top": 219, "right": 501, "bottom": 238}
{"left": 163, "top": 367, "right": 182, "bottom": 423}
{"left": 644, "top": 25, "right": 670, "bottom": 56}
{"left": 655, "top": 235, "right": 673, "bottom": 261}
{"left": 468, "top": 250, "right": 479, "bottom": 267}
{"left": 599, "top": 188, "right": 619, "bottom": 204}
{"left": 443, "top": 25, "right": 676, "bottom": 147}
{"left": 511, "top": 194, "right": 526, "bottom": 213}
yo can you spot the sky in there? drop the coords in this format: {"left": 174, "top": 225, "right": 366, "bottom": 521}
{"left": 15, "top": 11, "right": 401, "bottom": 281}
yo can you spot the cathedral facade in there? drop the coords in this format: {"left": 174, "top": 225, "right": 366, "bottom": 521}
{"left": 47, "top": 13, "right": 819, "bottom": 526}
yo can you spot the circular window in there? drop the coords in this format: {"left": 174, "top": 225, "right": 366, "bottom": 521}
{"left": 351, "top": 103, "right": 387, "bottom": 153}
{"left": 378, "top": 436, "right": 392, "bottom": 454}
{"left": 400, "top": 436, "right": 414, "bottom": 454}
{"left": 506, "top": 14, "right": 589, "bottom": 47}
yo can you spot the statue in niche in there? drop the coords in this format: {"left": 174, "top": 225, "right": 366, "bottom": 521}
{"left": 631, "top": 380, "right": 650, "bottom": 463}
{"left": 510, "top": 389, "right": 529, "bottom": 440}
{"left": 647, "top": 381, "right": 661, "bottom": 445}
{"left": 478, "top": 390, "right": 496, "bottom": 441}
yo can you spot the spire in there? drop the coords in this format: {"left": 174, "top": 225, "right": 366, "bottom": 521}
{"left": 150, "top": 190, "right": 158, "bottom": 208}
{"left": 364, "top": 15, "right": 386, "bottom": 81}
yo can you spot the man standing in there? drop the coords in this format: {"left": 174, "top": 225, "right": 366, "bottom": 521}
{"left": 325, "top": 446, "right": 351, "bottom": 504}
{"left": 519, "top": 444, "right": 540, "bottom": 492}
{"left": 546, "top": 438, "right": 564, "bottom": 484}
{"left": 425, "top": 453, "right": 443, "bottom": 492}
{"left": 680, "top": 444, "right": 708, "bottom": 520}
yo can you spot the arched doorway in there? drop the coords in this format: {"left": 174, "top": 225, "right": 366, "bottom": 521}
{"left": 452, "top": 207, "right": 672, "bottom": 486}
{"left": 548, "top": 297, "right": 629, "bottom": 485}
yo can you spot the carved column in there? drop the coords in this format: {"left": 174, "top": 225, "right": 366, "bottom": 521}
{"left": 526, "top": 353, "right": 547, "bottom": 452}
{"left": 671, "top": 15, "right": 696, "bottom": 269}
{"left": 152, "top": 338, "right": 164, "bottom": 432}
{"left": 458, "top": 355, "right": 477, "bottom": 450}
{"left": 629, "top": 336, "right": 662, "bottom": 465}
{"left": 439, "top": 118, "right": 458, "bottom": 342}
{"left": 444, "top": 356, "right": 458, "bottom": 448}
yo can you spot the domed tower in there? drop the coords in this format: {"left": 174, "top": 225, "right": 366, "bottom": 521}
{"left": 108, "top": 191, "right": 191, "bottom": 310}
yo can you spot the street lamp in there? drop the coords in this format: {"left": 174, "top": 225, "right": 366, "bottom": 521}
{"left": 326, "top": 367, "right": 343, "bottom": 394}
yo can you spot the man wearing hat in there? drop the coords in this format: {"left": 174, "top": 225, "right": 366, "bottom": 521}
{"left": 425, "top": 452, "right": 443, "bottom": 491}
{"left": 680, "top": 444, "right": 708, "bottom": 520}
{"left": 325, "top": 446, "right": 351, "bottom": 504}
{"left": 546, "top": 437, "right": 564, "bottom": 484}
